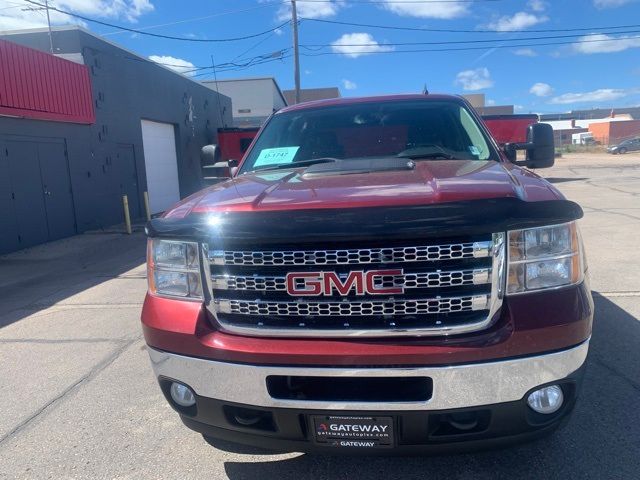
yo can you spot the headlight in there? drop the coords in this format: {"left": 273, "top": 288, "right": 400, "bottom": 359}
{"left": 147, "top": 239, "right": 203, "bottom": 300}
{"left": 507, "top": 221, "right": 584, "bottom": 294}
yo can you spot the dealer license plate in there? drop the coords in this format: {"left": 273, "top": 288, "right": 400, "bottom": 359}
{"left": 311, "top": 415, "right": 394, "bottom": 449}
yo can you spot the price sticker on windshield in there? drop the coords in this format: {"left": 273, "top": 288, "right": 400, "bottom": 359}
{"left": 254, "top": 146, "right": 300, "bottom": 167}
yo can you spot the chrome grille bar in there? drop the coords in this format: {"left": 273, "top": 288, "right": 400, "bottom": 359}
{"left": 205, "top": 234, "right": 505, "bottom": 338}
{"left": 212, "top": 268, "right": 491, "bottom": 291}
{"left": 209, "top": 241, "right": 492, "bottom": 266}
{"left": 216, "top": 295, "right": 490, "bottom": 317}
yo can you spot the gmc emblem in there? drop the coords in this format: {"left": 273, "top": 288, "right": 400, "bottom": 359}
{"left": 285, "top": 270, "right": 403, "bottom": 296}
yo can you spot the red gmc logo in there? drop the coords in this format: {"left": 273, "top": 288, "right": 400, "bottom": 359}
{"left": 285, "top": 270, "right": 403, "bottom": 296}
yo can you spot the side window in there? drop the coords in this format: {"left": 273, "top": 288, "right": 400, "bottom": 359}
{"left": 459, "top": 107, "right": 490, "bottom": 160}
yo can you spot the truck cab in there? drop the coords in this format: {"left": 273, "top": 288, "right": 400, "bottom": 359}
{"left": 141, "top": 94, "right": 592, "bottom": 454}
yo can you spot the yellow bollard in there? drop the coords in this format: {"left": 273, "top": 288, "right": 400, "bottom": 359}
{"left": 123, "top": 194, "right": 132, "bottom": 235}
{"left": 143, "top": 191, "right": 151, "bottom": 221}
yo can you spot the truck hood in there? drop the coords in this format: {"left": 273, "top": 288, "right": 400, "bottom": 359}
{"left": 166, "top": 160, "right": 561, "bottom": 218}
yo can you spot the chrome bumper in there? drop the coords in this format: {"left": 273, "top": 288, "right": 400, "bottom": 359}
{"left": 147, "top": 340, "right": 589, "bottom": 411}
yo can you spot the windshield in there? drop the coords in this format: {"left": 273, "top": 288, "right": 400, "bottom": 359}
{"left": 239, "top": 100, "right": 496, "bottom": 173}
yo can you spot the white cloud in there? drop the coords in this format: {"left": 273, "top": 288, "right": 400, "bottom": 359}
{"left": 277, "top": 0, "right": 343, "bottom": 20}
{"left": 486, "top": 12, "right": 548, "bottom": 31}
{"left": 573, "top": 33, "right": 640, "bottom": 54}
{"left": 380, "top": 0, "right": 468, "bottom": 19}
{"left": 530, "top": 82, "right": 553, "bottom": 97}
{"left": 513, "top": 48, "right": 538, "bottom": 57}
{"left": 594, "top": 0, "right": 633, "bottom": 8}
{"left": 331, "top": 33, "right": 393, "bottom": 58}
{"left": 0, "top": 0, "right": 153, "bottom": 31}
{"left": 514, "top": 105, "right": 524, "bottom": 111}
{"left": 527, "top": 0, "right": 547, "bottom": 12}
{"left": 148, "top": 55, "right": 195, "bottom": 75}
{"left": 549, "top": 88, "right": 632, "bottom": 104}
{"left": 61, "top": 0, "right": 154, "bottom": 22}
{"left": 486, "top": 99, "right": 496, "bottom": 106}
{"left": 342, "top": 79, "right": 357, "bottom": 90}
{"left": 455, "top": 67, "right": 494, "bottom": 91}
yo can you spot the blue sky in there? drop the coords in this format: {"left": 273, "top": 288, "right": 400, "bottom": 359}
{"left": 1, "top": 0, "right": 640, "bottom": 113}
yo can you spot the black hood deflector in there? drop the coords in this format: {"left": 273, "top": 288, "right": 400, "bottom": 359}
{"left": 146, "top": 198, "right": 583, "bottom": 245}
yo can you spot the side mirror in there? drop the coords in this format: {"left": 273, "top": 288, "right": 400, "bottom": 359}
{"left": 201, "top": 145, "right": 232, "bottom": 185}
{"left": 525, "top": 123, "right": 555, "bottom": 168}
{"left": 201, "top": 144, "right": 221, "bottom": 165}
{"left": 504, "top": 123, "right": 555, "bottom": 169}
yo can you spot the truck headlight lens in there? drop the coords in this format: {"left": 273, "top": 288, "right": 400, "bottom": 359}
{"left": 507, "top": 221, "right": 583, "bottom": 294}
{"left": 147, "top": 239, "right": 203, "bottom": 300}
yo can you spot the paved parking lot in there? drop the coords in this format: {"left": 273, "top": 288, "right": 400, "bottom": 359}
{"left": 1, "top": 153, "right": 639, "bottom": 479}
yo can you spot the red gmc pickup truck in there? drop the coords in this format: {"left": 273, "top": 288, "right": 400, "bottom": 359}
{"left": 141, "top": 94, "right": 592, "bottom": 454}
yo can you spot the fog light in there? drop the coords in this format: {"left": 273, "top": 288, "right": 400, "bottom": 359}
{"left": 170, "top": 382, "right": 196, "bottom": 407}
{"left": 527, "top": 385, "right": 564, "bottom": 414}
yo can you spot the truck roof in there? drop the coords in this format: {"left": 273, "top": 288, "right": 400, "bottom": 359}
{"left": 278, "top": 93, "right": 463, "bottom": 114}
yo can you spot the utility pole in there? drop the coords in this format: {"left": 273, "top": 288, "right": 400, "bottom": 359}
{"left": 291, "top": 0, "right": 301, "bottom": 104}
{"left": 44, "top": 0, "right": 54, "bottom": 53}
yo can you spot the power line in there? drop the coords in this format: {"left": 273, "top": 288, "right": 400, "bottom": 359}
{"left": 0, "top": 2, "right": 29, "bottom": 12}
{"left": 184, "top": 49, "right": 292, "bottom": 75}
{"left": 302, "top": 17, "right": 640, "bottom": 34}
{"left": 22, "top": 0, "right": 290, "bottom": 42}
{"left": 303, "top": 29, "right": 640, "bottom": 48}
{"left": 217, "top": 55, "right": 292, "bottom": 73}
{"left": 210, "top": 54, "right": 225, "bottom": 127}
{"left": 193, "top": 54, "right": 292, "bottom": 77}
{"left": 300, "top": 34, "right": 640, "bottom": 55}
{"left": 118, "top": 47, "right": 290, "bottom": 72}
{"left": 220, "top": 51, "right": 291, "bottom": 71}
{"left": 297, "top": 0, "right": 501, "bottom": 3}
{"left": 100, "top": 2, "right": 287, "bottom": 37}
{"left": 231, "top": 26, "right": 287, "bottom": 63}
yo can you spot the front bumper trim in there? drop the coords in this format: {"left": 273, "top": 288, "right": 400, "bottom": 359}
{"left": 147, "top": 339, "right": 589, "bottom": 411}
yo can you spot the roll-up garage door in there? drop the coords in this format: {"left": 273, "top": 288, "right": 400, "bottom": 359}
{"left": 140, "top": 120, "right": 180, "bottom": 214}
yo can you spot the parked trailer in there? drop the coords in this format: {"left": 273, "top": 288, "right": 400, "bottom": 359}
{"left": 572, "top": 132, "right": 596, "bottom": 145}
{"left": 481, "top": 114, "right": 539, "bottom": 145}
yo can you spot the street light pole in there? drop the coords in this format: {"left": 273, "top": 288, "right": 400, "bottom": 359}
{"left": 291, "top": 0, "right": 301, "bottom": 104}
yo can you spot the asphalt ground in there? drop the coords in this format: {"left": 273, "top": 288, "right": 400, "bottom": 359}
{"left": 0, "top": 152, "right": 639, "bottom": 479}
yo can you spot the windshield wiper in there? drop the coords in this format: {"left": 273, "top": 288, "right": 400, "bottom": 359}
{"left": 402, "top": 152, "right": 454, "bottom": 160}
{"left": 396, "top": 145, "right": 456, "bottom": 160}
{"left": 252, "top": 157, "right": 340, "bottom": 172}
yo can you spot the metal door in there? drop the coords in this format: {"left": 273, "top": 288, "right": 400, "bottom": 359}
{"left": 37, "top": 141, "right": 76, "bottom": 241}
{"left": 115, "top": 144, "right": 141, "bottom": 219}
{"left": 6, "top": 140, "right": 49, "bottom": 248}
{"left": 0, "top": 141, "right": 20, "bottom": 254}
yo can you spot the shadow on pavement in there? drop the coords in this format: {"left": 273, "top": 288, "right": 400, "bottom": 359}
{"left": 0, "top": 232, "right": 147, "bottom": 329}
{"left": 223, "top": 293, "right": 640, "bottom": 480}
{"left": 545, "top": 177, "right": 589, "bottom": 184}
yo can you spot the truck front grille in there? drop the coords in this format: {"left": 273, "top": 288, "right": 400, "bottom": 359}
{"left": 206, "top": 234, "right": 505, "bottom": 338}
{"left": 210, "top": 241, "right": 489, "bottom": 266}
{"left": 218, "top": 295, "right": 489, "bottom": 317}
{"left": 212, "top": 268, "right": 491, "bottom": 291}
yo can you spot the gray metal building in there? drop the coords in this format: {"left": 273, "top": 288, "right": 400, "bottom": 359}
{"left": 202, "top": 77, "right": 287, "bottom": 127}
{"left": 0, "top": 26, "right": 231, "bottom": 255}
